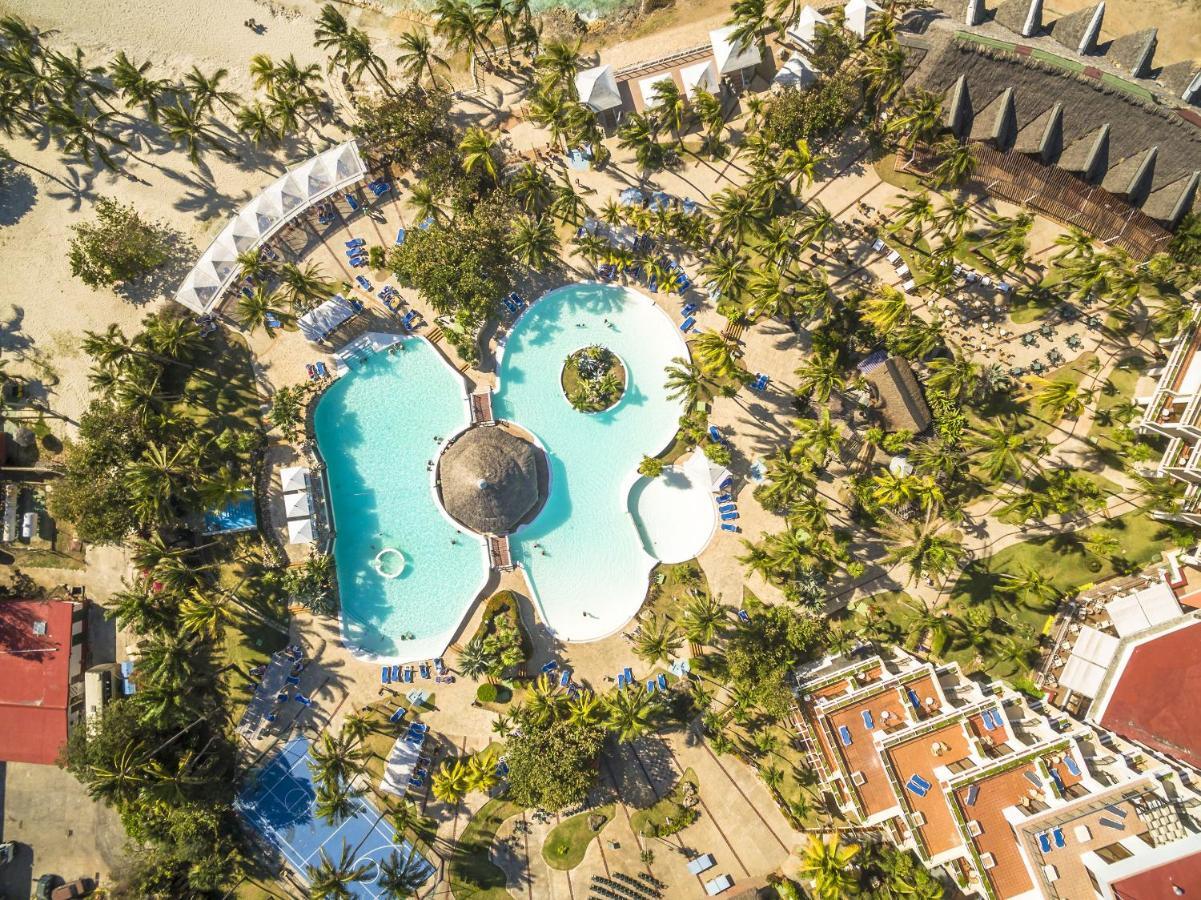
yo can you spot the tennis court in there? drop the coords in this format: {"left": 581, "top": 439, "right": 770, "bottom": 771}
{"left": 237, "top": 737, "right": 435, "bottom": 897}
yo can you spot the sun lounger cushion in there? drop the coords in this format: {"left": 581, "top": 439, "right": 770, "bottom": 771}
{"left": 838, "top": 725, "right": 852, "bottom": 746}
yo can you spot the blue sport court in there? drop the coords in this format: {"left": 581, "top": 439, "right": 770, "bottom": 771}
{"left": 237, "top": 737, "right": 435, "bottom": 896}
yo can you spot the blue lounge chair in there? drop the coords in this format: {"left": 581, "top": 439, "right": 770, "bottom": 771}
{"left": 1104, "top": 804, "right": 1128, "bottom": 819}
{"left": 716, "top": 493, "right": 733, "bottom": 503}
{"left": 295, "top": 695, "right": 311, "bottom": 706}
{"left": 276, "top": 691, "right": 288, "bottom": 703}
{"left": 419, "top": 216, "right": 433, "bottom": 230}
{"left": 1065, "top": 757, "right": 1081, "bottom": 777}
{"left": 1099, "top": 816, "right": 1125, "bottom": 830}
{"left": 907, "top": 688, "right": 922, "bottom": 712}
{"left": 721, "top": 523, "right": 739, "bottom": 532}
{"left": 965, "top": 784, "right": 979, "bottom": 806}
{"left": 395, "top": 227, "right": 406, "bottom": 245}
{"left": 721, "top": 512, "right": 739, "bottom": 521}
{"left": 389, "top": 707, "right": 406, "bottom": 723}
{"left": 315, "top": 361, "right": 328, "bottom": 378}
{"left": 1053, "top": 827, "right": 1065, "bottom": 848}
{"left": 286, "top": 675, "right": 300, "bottom": 686}
{"left": 1024, "top": 770, "right": 1043, "bottom": 788}
{"left": 617, "top": 673, "right": 627, "bottom": 689}
{"left": 720, "top": 476, "right": 733, "bottom": 491}
{"left": 346, "top": 238, "right": 365, "bottom": 248}
{"left": 345, "top": 193, "right": 360, "bottom": 211}
{"left": 265, "top": 313, "right": 281, "bottom": 329}
{"left": 541, "top": 660, "right": 559, "bottom": 674}
{"left": 350, "top": 256, "right": 366, "bottom": 267}
{"left": 719, "top": 504, "right": 737, "bottom": 513}
{"left": 838, "top": 725, "right": 852, "bottom": 746}
{"left": 496, "top": 760, "right": 510, "bottom": 777}
{"left": 708, "top": 425, "right": 723, "bottom": 443}
{"left": 435, "top": 658, "right": 445, "bottom": 675}
{"left": 381, "top": 666, "right": 391, "bottom": 684}
{"left": 391, "top": 665, "right": 401, "bottom": 682}
{"left": 372, "top": 181, "right": 390, "bottom": 197}
{"left": 679, "top": 316, "right": 694, "bottom": 332}
{"left": 681, "top": 303, "right": 697, "bottom": 316}
{"left": 623, "top": 666, "right": 633, "bottom": 683}
{"left": 560, "top": 669, "right": 571, "bottom": 687}
{"left": 404, "top": 668, "right": 414, "bottom": 683}
{"left": 737, "top": 609, "right": 750, "bottom": 623}
{"left": 657, "top": 674, "right": 667, "bottom": 690}
{"left": 862, "top": 710, "right": 874, "bottom": 729}
{"left": 1038, "top": 832, "right": 1051, "bottom": 853}
{"left": 420, "top": 664, "right": 431, "bottom": 679}
{"left": 906, "top": 778, "right": 928, "bottom": 798}
{"left": 647, "top": 680, "right": 656, "bottom": 694}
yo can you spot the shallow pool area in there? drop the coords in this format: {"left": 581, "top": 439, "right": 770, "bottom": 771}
{"left": 629, "top": 450, "right": 719, "bottom": 565}
{"left": 494, "top": 283, "right": 692, "bottom": 641}
{"left": 313, "top": 339, "right": 488, "bottom": 660}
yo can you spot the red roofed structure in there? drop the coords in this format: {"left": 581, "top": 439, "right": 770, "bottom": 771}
{"left": 1112, "top": 849, "right": 1201, "bottom": 898}
{"left": 1094, "top": 621, "right": 1201, "bottom": 772}
{"left": 0, "top": 598, "right": 87, "bottom": 765}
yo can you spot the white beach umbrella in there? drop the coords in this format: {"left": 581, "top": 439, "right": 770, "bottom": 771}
{"left": 638, "top": 74, "right": 677, "bottom": 110}
{"left": 280, "top": 466, "right": 309, "bottom": 493}
{"left": 285, "top": 491, "right": 312, "bottom": 518}
{"left": 287, "top": 517, "right": 315, "bottom": 544}
{"left": 787, "top": 5, "right": 827, "bottom": 45}
{"left": 575, "top": 65, "right": 622, "bottom": 112}
{"left": 710, "top": 26, "right": 762, "bottom": 75}
{"left": 680, "top": 60, "right": 719, "bottom": 100}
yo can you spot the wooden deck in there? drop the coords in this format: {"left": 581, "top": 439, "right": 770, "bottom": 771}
{"left": 488, "top": 535, "right": 513, "bottom": 570}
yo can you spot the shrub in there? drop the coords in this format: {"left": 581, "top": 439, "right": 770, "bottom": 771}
{"left": 477, "top": 683, "right": 498, "bottom": 703}
{"left": 68, "top": 196, "right": 171, "bottom": 289}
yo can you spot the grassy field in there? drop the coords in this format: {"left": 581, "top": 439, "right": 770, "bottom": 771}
{"left": 450, "top": 799, "right": 523, "bottom": 900}
{"left": 1088, "top": 353, "right": 1149, "bottom": 450}
{"left": 542, "top": 805, "right": 615, "bottom": 870}
{"left": 629, "top": 768, "right": 699, "bottom": 837}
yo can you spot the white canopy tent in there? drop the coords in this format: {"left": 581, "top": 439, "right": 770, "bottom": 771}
{"left": 287, "top": 517, "right": 315, "bottom": 545}
{"left": 844, "top": 0, "right": 883, "bottom": 39}
{"left": 1058, "top": 626, "right": 1120, "bottom": 698}
{"left": 299, "top": 294, "right": 359, "bottom": 342}
{"left": 638, "top": 73, "right": 676, "bottom": 110}
{"left": 284, "top": 491, "right": 312, "bottom": 519}
{"left": 380, "top": 733, "right": 426, "bottom": 796}
{"left": 575, "top": 65, "right": 623, "bottom": 113}
{"left": 773, "top": 54, "right": 818, "bottom": 89}
{"left": 710, "top": 26, "right": 762, "bottom": 76}
{"left": 174, "top": 141, "right": 367, "bottom": 314}
{"left": 787, "top": 5, "right": 828, "bottom": 45}
{"left": 680, "top": 59, "right": 719, "bottom": 100}
{"left": 279, "top": 465, "right": 309, "bottom": 494}
{"left": 1105, "top": 580, "right": 1182, "bottom": 637}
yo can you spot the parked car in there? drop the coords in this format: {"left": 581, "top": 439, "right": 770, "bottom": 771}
{"left": 51, "top": 879, "right": 95, "bottom": 900}
{"left": 35, "top": 875, "right": 61, "bottom": 900}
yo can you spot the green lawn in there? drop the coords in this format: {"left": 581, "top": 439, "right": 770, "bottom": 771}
{"left": 1088, "top": 354, "right": 1149, "bottom": 450}
{"left": 629, "top": 768, "right": 699, "bottom": 837}
{"left": 541, "top": 805, "right": 615, "bottom": 870}
{"left": 450, "top": 798, "right": 523, "bottom": 900}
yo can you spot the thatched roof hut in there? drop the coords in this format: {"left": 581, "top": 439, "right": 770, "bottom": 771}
{"left": 437, "top": 426, "right": 545, "bottom": 536}
{"left": 862, "top": 356, "right": 932, "bottom": 434}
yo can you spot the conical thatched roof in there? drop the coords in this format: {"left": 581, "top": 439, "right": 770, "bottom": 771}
{"left": 437, "top": 426, "right": 544, "bottom": 536}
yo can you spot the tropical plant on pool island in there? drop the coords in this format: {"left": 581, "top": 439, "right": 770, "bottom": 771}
{"left": 562, "top": 344, "right": 625, "bottom": 412}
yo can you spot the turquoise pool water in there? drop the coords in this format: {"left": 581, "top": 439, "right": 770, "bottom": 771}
{"left": 494, "top": 283, "right": 689, "bottom": 641}
{"left": 314, "top": 340, "right": 488, "bottom": 660}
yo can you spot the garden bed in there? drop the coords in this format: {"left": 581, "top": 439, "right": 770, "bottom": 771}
{"left": 630, "top": 768, "right": 700, "bottom": 837}
{"left": 562, "top": 345, "right": 626, "bottom": 412}
{"left": 541, "top": 804, "right": 615, "bottom": 870}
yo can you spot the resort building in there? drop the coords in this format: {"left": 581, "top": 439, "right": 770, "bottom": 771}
{"left": 860, "top": 354, "right": 932, "bottom": 433}
{"left": 1137, "top": 306, "right": 1201, "bottom": 525}
{"left": 792, "top": 649, "right": 1201, "bottom": 898}
{"left": 0, "top": 597, "right": 88, "bottom": 765}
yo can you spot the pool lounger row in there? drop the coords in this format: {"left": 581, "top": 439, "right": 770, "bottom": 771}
{"left": 645, "top": 673, "right": 669, "bottom": 694}
{"left": 381, "top": 666, "right": 417, "bottom": 684}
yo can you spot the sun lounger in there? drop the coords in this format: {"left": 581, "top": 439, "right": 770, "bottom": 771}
{"left": 708, "top": 425, "right": 723, "bottom": 443}
{"left": 1038, "top": 832, "right": 1051, "bottom": 853}
{"left": 276, "top": 691, "right": 288, "bottom": 703}
{"left": 434, "top": 658, "right": 445, "bottom": 675}
{"left": 912, "top": 774, "right": 932, "bottom": 792}
{"left": 389, "top": 707, "right": 407, "bottom": 723}
{"left": 862, "top": 710, "right": 874, "bottom": 729}
{"left": 895, "top": 263, "right": 910, "bottom": 277}
{"left": 382, "top": 666, "right": 392, "bottom": 684}
{"left": 419, "top": 216, "right": 434, "bottom": 229}
{"left": 681, "top": 303, "right": 697, "bottom": 315}
{"left": 718, "top": 504, "right": 736, "bottom": 513}
{"left": 345, "top": 238, "right": 365, "bottom": 248}
{"left": 560, "top": 669, "right": 571, "bottom": 687}
{"left": 1024, "top": 770, "right": 1043, "bottom": 788}
{"left": 705, "top": 874, "right": 732, "bottom": 895}
{"left": 838, "top": 725, "right": 852, "bottom": 746}
{"left": 646, "top": 679, "right": 656, "bottom": 694}
{"left": 906, "top": 777, "right": 928, "bottom": 797}
{"left": 1065, "top": 757, "right": 1081, "bottom": 777}
{"left": 345, "top": 193, "right": 360, "bottom": 211}
{"left": 420, "top": 664, "right": 431, "bottom": 679}
{"left": 886, "top": 250, "right": 902, "bottom": 264}
{"left": 721, "top": 512, "right": 739, "bottom": 521}
{"left": 617, "top": 672, "right": 627, "bottom": 688}
{"left": 966, "top": 784, "right": 979, "bottom": 806}
{"left": 1053, "top": 827, "right": 1065, "bottom": 848}
{"left": 721, "top": 523, "right": 739, "bottom": 532}
{"left": 679, "top": 316, "right": 695, "bottom": 332}
{"left": 286, "top": 675, "right": 300, "bottom": 686}
{"left": 496, "top": 759, "right": 510, "bottom": 777}
{"left": 350, "top": 256, "right": 366, "bottom": 268}
{"left": 720, "top": 476, "right": 732, "bottom": 491}
{"left": 541, "top": 660, "right": 559, "bottom": 673}
{"left": 315, "top": 361, "right": 328, "bottom": 378}
{"left": 395, "top": 228, "right": 406, "bottom": 245}
{"left": 687, "top": 854, "right": 716, "bottom": 875}
{"left": 872, "top": 238, "right": 885, "bottom": 252}
{"left": 902, "top": 279, "right": 917, "bottom": 293}
{"left": 1099, "top": 816, "right": 1125, "bottom": 830}
{"left": 391, "top": 665, "right": 400, "bottom": 682}
{"left": 1104, "top": 804, "right": 1128, "bottom": 819}
{"left": 623, "top": 666, "right": 633, "bottom": 683}
{"left": 404, "top": 668, "right": 414, "bottom": 683}
{"left": 737, "top": 609, "right": 750, "bottom": 622}
{"left": 657, "top": 673, "right": 668, "bottom": 690}
{"left": 716, "top": 493, "right": 732, "bottom": 503}
{"left": 295, "top": 694, "right": 311, "bottom": 706}
{"left": 907, "top": 688, "right": 921, "bottom": 712}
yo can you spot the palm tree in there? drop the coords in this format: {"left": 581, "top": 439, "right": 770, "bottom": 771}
{"left": 1030, "top": 377, "right": 1092, "bottom": 420}
{"left": 711, "top": 188, "right": 764, "bottom": 246}
{"left": 184, "top": 66, "right": 240, "bottom": 117}
{"left": 633, "top": 613, "right": 683, "bottom": 665}
{"left": 692, "top": 331, "right": 741, "bottom": 381}
{"left": 431, "top": 757, "right": 471, "bottom": 804}
{"left": 793, "top": 353, "right": 844, "bottom": 402}
{"left": 510, "top": 215, "right": 559, "bottom": 271}
{"left": 930, "top": 136, "right": 977, "bottom": 188}
{"left": 700, "top": 247, "right": 749, "bottom": 302}
{"left": 457, "top": 635, "right": 493, "bottom": 682}
{"left": 926, "top": 354, "right": 981, "bottom": 403}
{"left": 862, "top": 41, "right": 905, "bottom": 112}
{"left": 407, "top": 182, "right": 445, "bottom": 224}
{"left": 459, "top": 126, "right": 500, "bottom": 183}
{"left": 525, "top": 674, "right": 567, "bottom": 724}
{"left": 861, "top": 285, "right": 911, "bottom": 333}
{"left": 664, "top": 356, "right": 713, "bottom": 407}
{"left": 508, "top": 163, "right": 552, "bottom": 214}
{"left": 888, "top": 89, "right": 944, "bottom": 163}
{"left": 652, "top": 79, "right": 688, "bottom": 142}
{"left": 617, "top": 111, "right": 664, "bottom": 174}
{"left": 434, "top": 0, "right": 494, "bottom": 69}
{"left": 160, "top": 101, "right": 234, "bottom": 166}
{"left": 796, "top": 833, "right": 860, "bottom": 899}
{"left": 396, "top": 28, "right": 449, "bottom": 88}
{"left": 179, "top": 590, "right": 240, "bottom": 639}
{"left": 565, "top": 690, "right": 605, "bottom": 727}
{"left": 982, "top": 212, "right": 1034, "bottom": 273}
{"left": 791, "top": 410, "right": 841, "bottom": 468}
{"left": 466, "top": 749, "right": 500, "bottom": 794}
{"left": 999, "top": 565, "right": 1059, "bottom": 606}
{"left": 236, "top": 285, "right": 292, "bottom": 336}
{"left": 880, "top": 508, "right": 963, "bottom": 585}
{"left": 777, "top": 137, "right": 824, "bottom": 193}
{"left": 534, "top": 40, "right": 582, "bottom": 93}
{"left": 602, "top": 686, "right": 654, "bottom": 743}
{"left": 314, "top": 3, "right": 392, "bottom": 95}
{"left": 108, "top": 51, "right": 173, "bottom": 121}
{"left": 45, "top": 104, "right": 125, "bottom": 171}
{"left": 314, "top": 779, "right": 361, "bottom": 825}
{"left": 311, "top": 732, "right": 370, "bottom": 788}
{"left": 934, "top": 197, "right": 973, "bottom": 241}
{"left": 891, "top": 191, "right": 935, "bottom": 240}
{"left": 124, "top": 442, "right": 197, "bottom": 526}
{"left": 969, "top": 418, "right": 1046, "bottom": 483}
{"left": 793, "top": 201, "right": 838, "bottom": 251}
{"left": 681, "top": 593, "right": 728, "bottom": 655}
{"left": 378, "top": 848, "right": 430, "bottom": 897}
{"left": 1050, "top": 227, "right": 1094, "bottom": 265}
{"left": 278, "top": 261, "right": 336, "bottom": 313}
{"left": 235, "top": 102, "right": 281, "bottom": 148}
{"left": 307, "top": 845, "right": 375, "bottom": 900}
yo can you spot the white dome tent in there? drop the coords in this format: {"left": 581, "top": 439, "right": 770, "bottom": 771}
{"left": 574, "top": 64, "right": 623, "bottom": 113}
{"left": 710, "top": 26, "right": 762, "bottom": 90}
{"left": 174, "top": 140, "right": 368, "bottom": 315}
{"left": 844, "top": 0, "right": 883, "bottom": 39}
{"left": 637, "top": 73, "right": 677, "bottom": 110}
{"left": 680, "top": 59, "right": 720, "bottom": 100}
{"left": 773, "top": 53, "right": 819, "bottom": 90}
{"left": 787, "top": 5, "right": 828, "bottom": 47}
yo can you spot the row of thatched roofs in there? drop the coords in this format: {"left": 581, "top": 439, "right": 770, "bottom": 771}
{"left": 911, "top": 0, "right": 1201, "bottom": 227}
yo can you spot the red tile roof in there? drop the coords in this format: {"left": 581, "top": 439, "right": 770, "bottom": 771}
{"left": 1099, "top": 622, "right": 1201, "bottom": 771}
{"left": 0, "top": 599, "right": 78, "bottom": 765}
{"left": 1112, "top": 848, "right": 1201, "bottom": 898}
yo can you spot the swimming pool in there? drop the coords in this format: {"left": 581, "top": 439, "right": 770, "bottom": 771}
{"left": 494, "top": 283, "right": 698, "bottom": 641}
{"left": 314, "top": 339, "right": 489, "bottom": 660}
